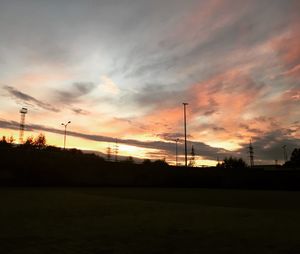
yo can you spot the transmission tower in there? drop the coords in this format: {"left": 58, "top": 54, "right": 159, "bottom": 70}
{"left": 248, "top": 139, "right": 254, "bottom": 167}
{"left": 188, "top": 145, "right": 196, "bottom": 167}
{"left": 106, "top": 146, "right": 111, "bottom": 161}
{"left": 114, "top": 139, "right": 119, "bottom": 162}
{"left": 19, "top": 107, "right": 28, "bottom": 144}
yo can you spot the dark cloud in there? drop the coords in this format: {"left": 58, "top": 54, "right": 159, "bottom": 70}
{"left": 73, "top": 82, "right": 96, "bottom": 94}
{"left": 3, "top": 86, "right": 59, "bottom": 112}
{"left": 0, "top": 120, "right": 20, "bottom": 131}
{"left": 156, "top": 132, "right": 189, "bottom": 141}
{"left": 212, "top": 127, "right": 226, "bottom": 132}
{"left": 204, "top": 110, "right": 217, "bottom": 116}
{"left": 0, "top": 119, "right": 231, "bottom": 160}
{"left": 71, "top": 108, "right": 89, "bottom": 115}
{"left": 237, "top": 128, "right": 300, "bottom": 163}
{"left": 239, "top": 123, "right": 264, "bottom": 135}
{"left": 54, "top": 82, "right": 96, "bottom": 103}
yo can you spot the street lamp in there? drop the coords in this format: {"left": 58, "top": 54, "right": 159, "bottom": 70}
{"left": 183, "top": 103, "right": 188, "bottom": 167}
{"left": 61, "top": 121, "right": 71, "bottom": 149}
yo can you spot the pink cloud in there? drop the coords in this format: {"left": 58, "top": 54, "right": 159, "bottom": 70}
{"left": 272, "top": 23, "right": 300, "bottom": 78}
{"left": 129, "top": 68, "right": 270, "bottom": 146}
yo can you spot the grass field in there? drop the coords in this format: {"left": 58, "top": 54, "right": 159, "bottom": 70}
{"left": 1, "top": 188, "right": 300, "bottom": 254}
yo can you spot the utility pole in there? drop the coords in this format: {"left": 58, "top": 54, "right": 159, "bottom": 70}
{"left": 114, "top": 139, "right": 119, "bottom": 162}
{"left": 107, "top": 146, "right": 111, "bottom": 161}
{"left": 183, "top": 103, "right": 188, "bottom": 167}
{"left": 61, "top": 121, "right": 71, "bottom": 149}
{"left": 19, "top": 107, "right": 28, "bottom": 144}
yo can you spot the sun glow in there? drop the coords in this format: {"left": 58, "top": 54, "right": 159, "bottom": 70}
{"left": 206, "top": 140, "right": 242, "bottom": 151}
{"left": 118, "top": 144, "right": 160, "bottom": 159}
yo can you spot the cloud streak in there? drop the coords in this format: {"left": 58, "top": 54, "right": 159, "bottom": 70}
{"left": 0, "top": 119, "right": 231, "bottom": 160}
{"left": 3, "top": 86, "right": 60, "bottom": 112}
{"left": 54, "top": 82, "right": 97, "bottom": 104}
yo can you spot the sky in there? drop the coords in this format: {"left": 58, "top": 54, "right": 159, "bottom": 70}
{"left": 0, "top": 0, "right": 300, "bottom": 166}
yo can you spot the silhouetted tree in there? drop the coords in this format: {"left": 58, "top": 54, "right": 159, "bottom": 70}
{"left": 45, "top": 145, "right": 62, "bottom": 152}
{"left": 0, "top": 136, "right": 11, "bottom": 148}
{"left": 34, "top": 133, "right": 46, "bottom": 149}
{"left": 142, "top": 159, "right": 151, "bottom": 165}
{"left": 125, "top": 156, "right": 134, "bottom": 164}
{"left": 219, "top": 157, "right": 247, "bottom": 169}
{"left": 22, "top": 136, "right": 34, "bottom": 148}
{"left": 8, "top": 136, "right": 14, "bottom": 144}
{"left": 1, "top": 136, "right": 7, "bottom": 143}
{"left": 70, "top": 148, "right": 83, "bottom": 155}
{"left": 153, "top": 159, "right": 169, "bottom": 167}
{"left": 284, "top": 148, "right": 300, "bottom": 168}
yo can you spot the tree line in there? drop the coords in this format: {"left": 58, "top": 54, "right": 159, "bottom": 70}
{"left": 1, "top": 133, "right": 300, "bottom": 189}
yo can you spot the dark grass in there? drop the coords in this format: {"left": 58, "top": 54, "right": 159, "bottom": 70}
{"left": 1, "top": 188, "right": 300, "bottom": 254}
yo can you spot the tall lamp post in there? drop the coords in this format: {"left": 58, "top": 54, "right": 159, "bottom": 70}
{"left": 183, "top": 103, "right": 188, "bottom": 167}
{"left": 19, "top": 107, "right": 28, "bottom": 144}
{"left": 61, "top": 121, "right": 71, "bottom": 149}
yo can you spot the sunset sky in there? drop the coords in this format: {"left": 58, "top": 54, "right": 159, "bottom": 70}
{"left": 0, "top": 0, "right": 299, "bottom": 165}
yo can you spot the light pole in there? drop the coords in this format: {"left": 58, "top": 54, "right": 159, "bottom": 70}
{"left": 61, "top": 121, "right": 71, "bottom": 149}
{"left": 175, "top": 138, "right": 179, "bottom": 166}
{"left": 183, "top": 103, "right": 188, "bottom": 167}
{"left": 19, "top": 107, "right": 28, "bottom": 144}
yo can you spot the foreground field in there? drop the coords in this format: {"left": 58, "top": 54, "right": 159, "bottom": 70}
{"left": 1, "top": 188, "right": 300, "bottom": 254}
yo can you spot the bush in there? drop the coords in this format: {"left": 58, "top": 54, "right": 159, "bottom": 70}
{"left": 218, "top": 157, "right": 247, "bottom": 169}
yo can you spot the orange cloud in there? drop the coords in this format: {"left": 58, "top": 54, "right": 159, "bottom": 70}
{"left": 127, "top": 67, "right": 270, "bottom": 151}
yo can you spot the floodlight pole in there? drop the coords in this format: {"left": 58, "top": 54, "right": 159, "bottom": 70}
{"left": 61, "top": 121, "right": 71, "bottom": 149}
{"left": 19, "top": 107, "right": 28, "bottom": 144}
{"left": 183, "top": 103, "right": 188, "bottom": 167}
